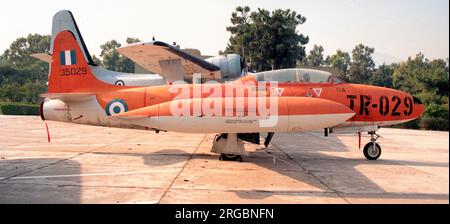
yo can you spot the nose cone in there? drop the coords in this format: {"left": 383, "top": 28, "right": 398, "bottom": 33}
{"left": 350, "top": 83, "right": 426, "bottom": 120}
{"left": 411, "top": 96, "right": 426, "bottom": 119}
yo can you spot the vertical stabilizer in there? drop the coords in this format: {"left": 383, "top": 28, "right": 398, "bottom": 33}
{"left": 47, "top": 11, "right": 109, "bottom": 93}
{"left": 51, "top": 10, "right": 95, "bottom": 65}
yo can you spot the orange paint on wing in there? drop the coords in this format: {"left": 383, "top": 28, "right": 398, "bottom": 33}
{"left": 113, "top": 97, "right": 354, "bottom": 118}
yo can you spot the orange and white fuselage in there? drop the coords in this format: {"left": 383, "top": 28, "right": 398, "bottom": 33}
{"left": 36, "top": 10, "right": 428, "bottom": 160}
{"left": 40, "top": 30, "right": 425, "bottom": 134}
{"left": 39, "top": 10, "right": 426, "bottom": 150}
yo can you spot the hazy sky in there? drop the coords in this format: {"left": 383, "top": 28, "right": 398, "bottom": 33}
{"left": 1, "top": 0, "right": 448, "bottom": 62}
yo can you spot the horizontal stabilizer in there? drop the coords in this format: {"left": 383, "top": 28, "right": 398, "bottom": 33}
{"left": 31, "top": 53, "right": 52, "bottom": 63}
{"left": 40, "top": 93, "right": 94, "bottom": 101}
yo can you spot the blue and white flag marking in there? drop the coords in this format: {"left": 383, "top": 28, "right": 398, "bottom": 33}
{"left": 60, "top": 50, "right": 76, "bottom": 66}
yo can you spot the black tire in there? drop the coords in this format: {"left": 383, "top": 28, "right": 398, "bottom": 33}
{"left": 220, "top": 154, "right": 242, "bottom": 162}
{"left": 363, "top": 142, "right": 381, "bottom": 160}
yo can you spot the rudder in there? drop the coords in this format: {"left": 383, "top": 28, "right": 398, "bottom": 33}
{"left": 48, "top": 11, "right": 107, "bottom": 93}
{"left": 51, "top": 10, "right": 95, "bottom": 65}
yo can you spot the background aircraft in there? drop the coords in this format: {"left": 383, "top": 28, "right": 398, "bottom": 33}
{"left": 36, "top": 10, "right": 425, "bottom": 161}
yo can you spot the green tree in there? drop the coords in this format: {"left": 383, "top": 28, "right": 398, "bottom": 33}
{"left": 392, "top": 53, "right": 449, "bottom": 130}
{"left": 393, "top": 53, "right": 449, "bottom": 105}
{"left": 126, "top": 37, "right": 141, "bottom": 44}
{"left": 99, "top": 37, "right": 140, "bottom": 72}
{"left": 92, "top": 55, "right": 102, "bottom": 65}
{"left": 225, "top": 6, "right": 252, "bottom": 61}
{"left": 368, "top": 63, "right": 395, "bottom": 88}
{"left": 325, "top": 49, "right": 351, "bottom": 81}
{"left": 2, "top": 34, "right": 51, "bottom": 67}
{"left": 304, "top": 45, "right": 324, "bottom": 67}
{"left": 19, "top": 81, "right": 47, "bottom": 104}
{"left": 100, "top": 37, "right": 140, "bottom": 73}
{"left": 1, "top": 34, "right": 50, "bottom": 84}
{"left": 0, "top": 82, "right": 22, "bottom": 102}
{"left": 349, "top": 44, "right": 375, "bottom": 84}
{"left": 225, "top": 6, "right": 309, "bottom": 71}
{"left": 99, "top": 40, "right": 122, "bottom": 71}
{"left": 0, "top": 64, "right": 48, "bottom": 103}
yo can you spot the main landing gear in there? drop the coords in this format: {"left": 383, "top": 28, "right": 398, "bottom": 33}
{"left": 212, "top": 132, "right": 275, "bottom": 162}
{"left": 212, "top": 133, "right": 246, "bottom": 162}
{"left": 363, "top": 131, "right": 382, "bottom": 160}
{"left": 219, "top": 153, "right": 243, "bottom": 162}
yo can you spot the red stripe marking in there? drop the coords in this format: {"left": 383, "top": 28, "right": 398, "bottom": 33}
{"left": 45, "top": 122, "right": 51, "bottom": 143}
{"left": 358, "top": 132, "right": 361, "bottom": 149}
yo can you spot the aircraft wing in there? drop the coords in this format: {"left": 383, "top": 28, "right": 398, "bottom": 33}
{"left": 31, "top": 53, "right": 52, "bottom": 63}
{"left": 117, "top": 41, "right": 221, "bottom": 83}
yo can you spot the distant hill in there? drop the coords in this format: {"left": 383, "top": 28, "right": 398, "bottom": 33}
{"left": 373, "top": 52, "right": 402, "bottom": 66}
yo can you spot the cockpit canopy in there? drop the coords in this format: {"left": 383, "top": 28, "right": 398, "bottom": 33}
{"left": 250, "top": 68, "right": 342, "bottom": 83}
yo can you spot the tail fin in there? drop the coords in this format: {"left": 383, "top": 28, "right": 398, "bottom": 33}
{"left": 51, "top": 10, "right": 94, "bottom": 65}
{"left": 48, "top": 10, "right": 107, "bottom": 93}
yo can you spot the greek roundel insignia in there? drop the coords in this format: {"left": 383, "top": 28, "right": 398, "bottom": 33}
{"left": 105, "top": 99, "right": 128, "bottom": 116}
{"left": 115, "top": 80, "right": 125, "bottom": 86}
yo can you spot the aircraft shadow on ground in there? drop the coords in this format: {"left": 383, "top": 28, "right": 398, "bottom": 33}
{"left": 93, "top": 132, "right": 448, "bottom": 202}
{"left": 231, "top": 151, "right": 449, "bottom": 201}
{"left": 230, "top": 132, "right": 449, "bottom": 202}
{"left": 0, "top": 158, "right": 81, "bottom": 203}
{"left": 93, "top": 149, "right": 196, "bottom": 167}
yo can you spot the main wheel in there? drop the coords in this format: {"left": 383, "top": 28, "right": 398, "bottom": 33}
{"left": 219, "top": 154, "right": 242, "bottom": 162}
{"left": 363, "top": 142, "right": 381, "bottom": 160}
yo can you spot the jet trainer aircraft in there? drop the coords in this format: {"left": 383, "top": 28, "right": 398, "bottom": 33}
{"left": 36, "top": 11, "right": 425, "bottom": 161}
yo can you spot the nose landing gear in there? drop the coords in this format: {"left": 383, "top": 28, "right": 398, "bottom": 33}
{"left": 363, "top": 131, "right": 382, "bottom": 160}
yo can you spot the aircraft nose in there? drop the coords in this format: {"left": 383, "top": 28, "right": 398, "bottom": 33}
{"left": 413, "top": 96, "right": 423, "bottom": 105}
{"left": 412, "top": 95, "right": 426, "bottom": 118}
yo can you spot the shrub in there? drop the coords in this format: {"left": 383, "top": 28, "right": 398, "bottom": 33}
{"left": 419, "top": 117, "right": 449, "bottom": 131}
{"left": 390, "top": 118, "right": 421, "bottom": 129}
{"left": 425, "top": 103, "right": 449, "bottom": 118}
{"left": 0, "top": 102, "right": 40, "bottom": 115}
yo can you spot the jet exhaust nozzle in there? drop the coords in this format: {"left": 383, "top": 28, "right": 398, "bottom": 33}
{"left": 40, "top": 99, "right": 71, "bottom": 122}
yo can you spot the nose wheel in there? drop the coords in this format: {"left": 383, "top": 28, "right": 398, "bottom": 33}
{"left": 363, "top": 131, "right": 382, "bottom": 160}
